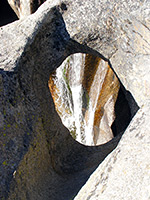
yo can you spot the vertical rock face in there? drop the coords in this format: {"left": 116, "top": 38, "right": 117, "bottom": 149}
{"left": 49, "top": 53, "right": 120, "bottom": 145}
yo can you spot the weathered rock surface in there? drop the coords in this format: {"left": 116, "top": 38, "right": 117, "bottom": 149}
{"left": 62, "top": 0, "right": 150, "bottom": 107}
{"left": 0, "top": 1, "right": 122, "bottom": 199}
{"left": 7, "top": 0, "right": 150, "bottom": 107}
{"left": 0, "top": 0, "right": 149, "bottom": 199}
{"left": 8, "top": 0, "right": 121, "bottom": 146}
{"left": 75, "top": 100, "right": 150, "bottom": 200}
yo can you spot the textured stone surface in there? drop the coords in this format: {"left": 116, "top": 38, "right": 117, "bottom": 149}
{"left": 8, "top": 0, "right": 31, "bottom": 18}
{"left": 7, "top": 0, "right": 150, "bottom": 108}
{"left": 74, "top": 100, "right": 150, "bottom": 200}
{"left": 0, "top": 1, "right": 122, "bottom": 199}
{"left": 0, "top": 0, "right": 149, "bottom": 199}
{"left": 8, "top": 0, "right": 121, "bottom": 146}
{"left": 62, "top": 0, "right": 150, "bottom": 107}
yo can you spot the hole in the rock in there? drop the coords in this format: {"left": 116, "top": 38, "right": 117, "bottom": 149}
{"left": 111, "top": 86, "right": 131, "bottom": 136}
{"left": 48, "top": 53, "right": 138, "bottom": 146}
{"left": 0, "top": 0, "right": 18, "bottom": 26}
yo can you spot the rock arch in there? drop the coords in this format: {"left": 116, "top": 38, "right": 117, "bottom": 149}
{"left": 0, "top": 0, "right": 149, "bottom": 199}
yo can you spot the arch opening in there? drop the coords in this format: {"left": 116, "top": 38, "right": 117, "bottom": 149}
{"left": 48, "top": 53, "right": 137, "bottom": 146}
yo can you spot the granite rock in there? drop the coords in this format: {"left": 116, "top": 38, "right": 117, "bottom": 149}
{"left": 7, "top": 0, "right": 150, "bottom": 108}
{"left": 75, "top": 100, "right": 150, "bottom": 200}
{"left": 0, "top": 0, "right": 149, "bottom": 199}
{"left": 62, "top": 0, "right": 150, "bottom": 107}
{"left": 7, "top": 0, "right": 121, "bottom": 146}
{"left": 0, "top": 1, "right": 122, "bottom": 199}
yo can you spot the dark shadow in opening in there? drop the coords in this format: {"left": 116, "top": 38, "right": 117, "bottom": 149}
{"left": 112, "top": 84, "right": 139, "bottom": 137}
{"left": 111, "top": 85, "right": 131, "bottom": 136}
{"left": 0, "top": 0, "right": 18, "bottom": 27}
{"left": 107, "top": 61, "right": 140, "bottom": 137}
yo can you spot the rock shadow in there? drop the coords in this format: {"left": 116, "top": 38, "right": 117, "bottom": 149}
{"left": 0, "top": 0, "right": 18, "bottom": 27}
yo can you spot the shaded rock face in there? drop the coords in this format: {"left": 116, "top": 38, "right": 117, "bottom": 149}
{"left": 30, "top": 0, "right": 47, "bottom": 13}
{"left": 49, "top": 53, "right": 120, "bottom": 145}
{"left": 0, "top": 0, "right": 18, "bottom": 26}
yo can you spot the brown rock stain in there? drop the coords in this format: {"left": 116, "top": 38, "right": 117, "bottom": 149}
{"left": 93, "top": 66, "right": 120, "bottom": 144}
{"left": 49, "top": 72, "right": 62, "bottom": 115}
{"left": 93, "top": 66, "right": 119, "bottom": 126}
{"left": 82, "top": 54, "right": 101, "bottom": 94}
{"left": 81, "top": 55, "right": 120, "bottom": 144}
{"left": 49, "top": 72, "right": 72, "bottom": 116}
